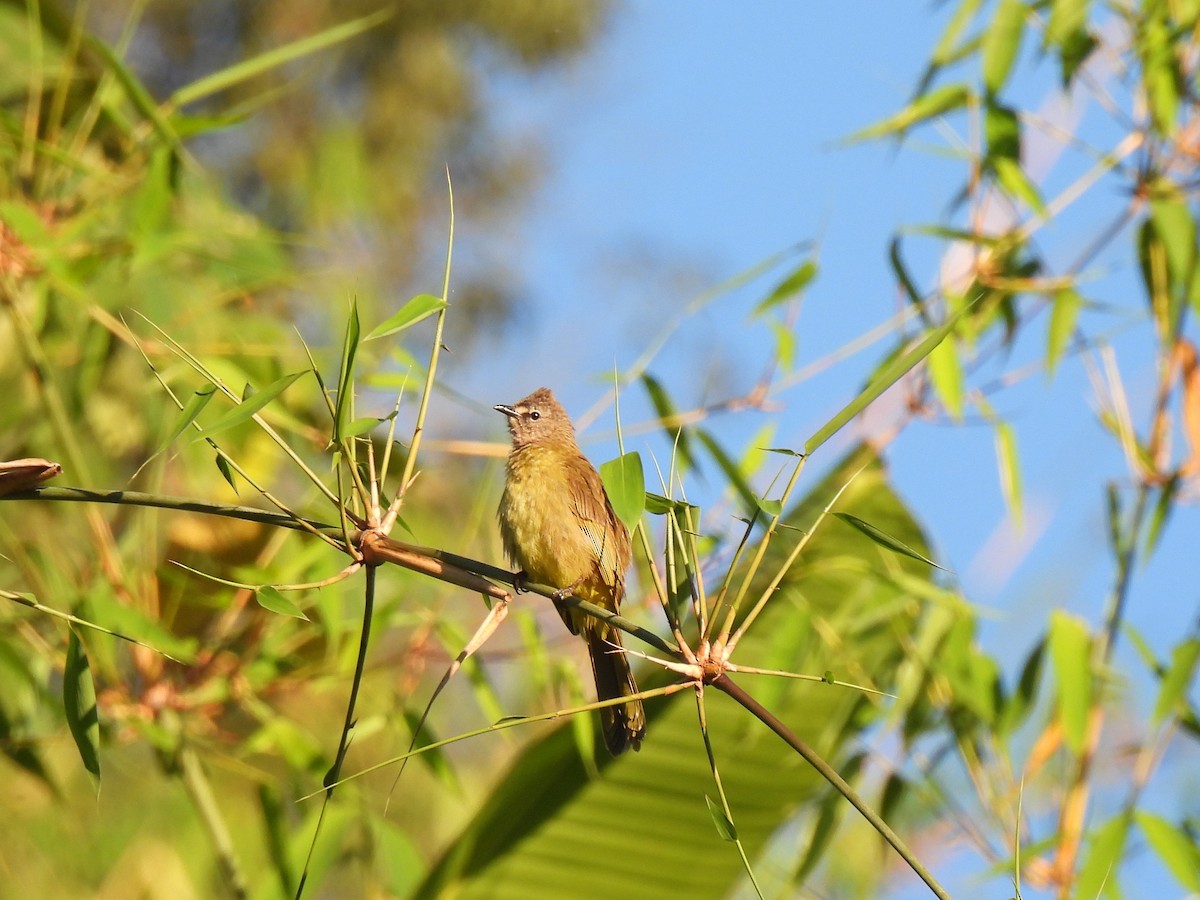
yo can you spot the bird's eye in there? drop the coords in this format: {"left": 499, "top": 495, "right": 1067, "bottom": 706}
{"left": 529, "top": 410, "right": 541, "bottom": 421}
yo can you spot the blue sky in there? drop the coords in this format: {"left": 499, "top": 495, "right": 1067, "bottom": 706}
{"left": 444, "top": 4, "right": 1200, "bottom": 898}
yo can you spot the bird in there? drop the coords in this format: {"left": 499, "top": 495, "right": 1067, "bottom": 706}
{"left": 495, "top": 387, "right": 646, "bottom": 754}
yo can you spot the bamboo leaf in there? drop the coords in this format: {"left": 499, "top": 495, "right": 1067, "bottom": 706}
{"left": 255, "top": 586, "right": 309, "bottom": 620}
{"left": 704, "top": 795, "right": 738, "bottom": 842}
{"left": 170, "top": 9, "right": 393, "bottom": 107}
{"left": 1048, "top": 611, "right": 1092, "bottom": 755}
{"left": 193, "top": 371, "right": 307, "bottom": 440}
{"left": 982, "top": 0, "right": 1027, "bottom": 95}
{"left": 846, "top": 84, "right": 972, "bottom": 143}
{"left": 365, "top": 294, "right": 448, "bottom": 341}
{"left": 1136, "top": 811, "right": 1200, "bottom": 891}
{"left": 804, "top": 305, "right": 970, "bottom": 455}
{"left": 334, "top": 301, "right": 361, "bottom": 442}
{"left": 928, "top": 334, "right": 965, "bottom": 420}
{"left": 1046, "top": 288, "right": 1082, "bottom": 378}
{"left": 753, "top": 259, "right": 817, "bottom": 316}
{"left": 64, "top": 630, "right": 101, "bottom": 786}
{"left": 994, "top": 420, "right": 1023, "bottom": 527}
{"left": 1153, "top": 639, "right": 1200, "bottom": 724}
{"left": 157, "top": 385, "right": 216, "bottom": 454}
{"left": 834, "top": 513, "right": 945, "bottom": 569}
{"left": 1045, "top": 0, "right": 1092, "bottom": 49}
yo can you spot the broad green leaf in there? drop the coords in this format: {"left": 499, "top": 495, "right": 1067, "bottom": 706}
{"left": 1077, "top": 813, "right": 1128, "bottom": 899}
{"left": 928, "top": 334, "right": 965, "bottom": 420}
{"left": 753, "top": 259, "right": 817, "bottom": 316}
{"left": 1048, "top": 611, "right": 1092, "bottom": 755}
{"left": 833, "top": 512, "right": 944, "bottom": 569}
{"left": 1045, "top": 0, "right": 1092, "bottom": 49}
{"left": 847, "top": 84, "right": 971, "bottom": 143}
{"left": 599, "top": 451, "right": 646, "bottom": 532}
{"left": 1136, "top": 811, "right": 1200, "bottom": 891}
{"left": 415, "top": 444, "right": 938, "bottom": 899}
{"left": 804, "top": 304, "right": 970, "bottom": 455}
{"left": 365, "top": 293, "right": 448, "bottom": 341}
{"left": 983, "top": 0, "right": 1027, "bottom": 95}
{"left": 64, "top": 629, "right": 101, "bottom": 786}
{"left": 1046, "top": 288, "right": 1082, "bottom": 377}
{"left": 704, "top": 795, "right": 738, "bottom": 842}
{"left": 1152, "top": 639, "right": 1200, "bottom": 724}
{"left": 255, "top": 587, "right": 309, "bottom": 620}
{"left": 994, "top": 420, "right": 1023, "bottom": 526}
{"left": 193, "top": 371, "right": 307, "bottom": 440}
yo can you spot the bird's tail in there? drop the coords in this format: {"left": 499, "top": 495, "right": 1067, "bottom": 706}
{"left": 586, "top": 625, "right": 646, "bottom": 755}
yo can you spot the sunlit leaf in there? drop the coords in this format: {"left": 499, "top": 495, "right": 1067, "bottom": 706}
{"left": 334, "top": 300, "right": 361, "bottom": 442}
{"left": 804, "top": 304, "right": 970, "bottom": 455}
{"left": 846, "top": 84, "right": 971, "bottom": 143}
{"left": 599, "top": 451, "right": 645, "bottom": 532}
{"left": 753, "top": 259, "right": 817, "bottom": 315}
{"left": 365, "top": 294, "right": 448, "bottom": 341}
{"left": 1077, "top": 814, "right": 1128, "bottom": 899}
{"left": 1046, "top": 288, "right": 1082, "bottom": 378}
{"left": 994, "top": 420, "right": 1023, "bottom": 527}
{"left": 193, "top": 371, "right": 307, "bottom": 440}
{"left": 833, "top": 512, "right": 944, "bottom": 569}
{"left": 1044, "top": 0, "right": 1092, "bottom": 49}
{"left": 1153, "top": 639, "right": 1200, "bottom": 725}
{"left": 1136, "top": 811, "right": 1200, "bottom": 891}
{"left": 1048, "top": 611, "right": 1092, "bottom": 755}
{"left": 983, "top": 0, "right": 1027, "bottom": 95}
{"left": 928, "top": 334, "right": 964, "bottom": 420}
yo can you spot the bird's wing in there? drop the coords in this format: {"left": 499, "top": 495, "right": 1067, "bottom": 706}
{"left": 568, "top": 457, "right": 631, "bottom": 591}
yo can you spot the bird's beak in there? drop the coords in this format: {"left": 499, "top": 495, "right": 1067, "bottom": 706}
{"left": 494, "top": 404, "right": 518, "bottom": 419}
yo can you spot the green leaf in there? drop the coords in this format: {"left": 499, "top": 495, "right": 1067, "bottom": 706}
{"left": 215, "top": 453, "right": 238, "bottom": 492}
{"left": 641, "top": 374, "right": 697, "bottom": 471}
{"left": 644, "top": 492, "right": 697, "bottom": 515}
{"left": 927, "top": 333, "right": 965, "bottom": 420}
{"left": 994, "top": 420, "right": 1023, "bottom": 527}
{"left": 193, "top": 371, "right": 307, "bottom": 440}
{"left": 1136, "top": 811, "right": 1200, "bottom": 891}
{"left": 1142, "top": 17, "right": 1180, "bottom": 136}
{"left": 847, "top": 84, "right": 972, "bottom": 143}
{"left": 599, "top": 452, "right": 646, "bottom": 532}
{"left": 1046, "top": 288, "right": 1082, "bottom": 378}
{"left": 1153, "top": 639, "right": 1200, "bottom": 724}
{"left": 1048, "top": 611, "right": 1092, "bottom": 755}
{"left": 704, "top": 795, "right": 738, "bottom": 842}
{"left": 998, "top": 639, "right": 1045, "bottom": 737}
{"left": 833, "top": 512, "right": 944, "bottom": 569}
{"left": 804, "top": 304, "right": 970, "bottom": 455}
{"left": 994, "top": 157, "right": 1045, "bottom": 214}
{"left": 1044, "top": 0, "right": 1092, "bottom": 49}
{"left": 1150, "top": 196, "right": 1196, "bottom": 287}
{"left": 753, "top": 259, "right": 817, "bottom": 316}
{"left": 1059, "top": 27, "right": 1098, "bottom": 86}
{"left": 64, "top": 630, "right": 101, "bottom": 786}
{"left": 982, "top": 0, "right": 1027, "bottom": 95}
{"left": 985, "top": 102, "right": 1021, "bottom": 162}
{"left": 1144, "top": 474, "right": 1180, "bottom": 560}
{"left": 696, "top": 430, "right": 776, "bottom": 518}
{"left": 889, "top": 236, "right": 927, "bottom": 315}
{"left": 157, "top": 385, "right": 216, "bottom": 454}
{"left": 334, "top": 300, "right": 361, "bottom": 443}
{"left": 170, "top": 8, "right": 393, "bottom": 107}
{"left": 255, "top": 587, "right": 309, "bottom": 620}
{"left": 365, "top": 294, "right": 447, "bottom": 341}
{"left": 933, "top": 0, "right": 984, "bottom": 64}
{"left": 1077, "top": 813, "right": 1128, "bottom": 899}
